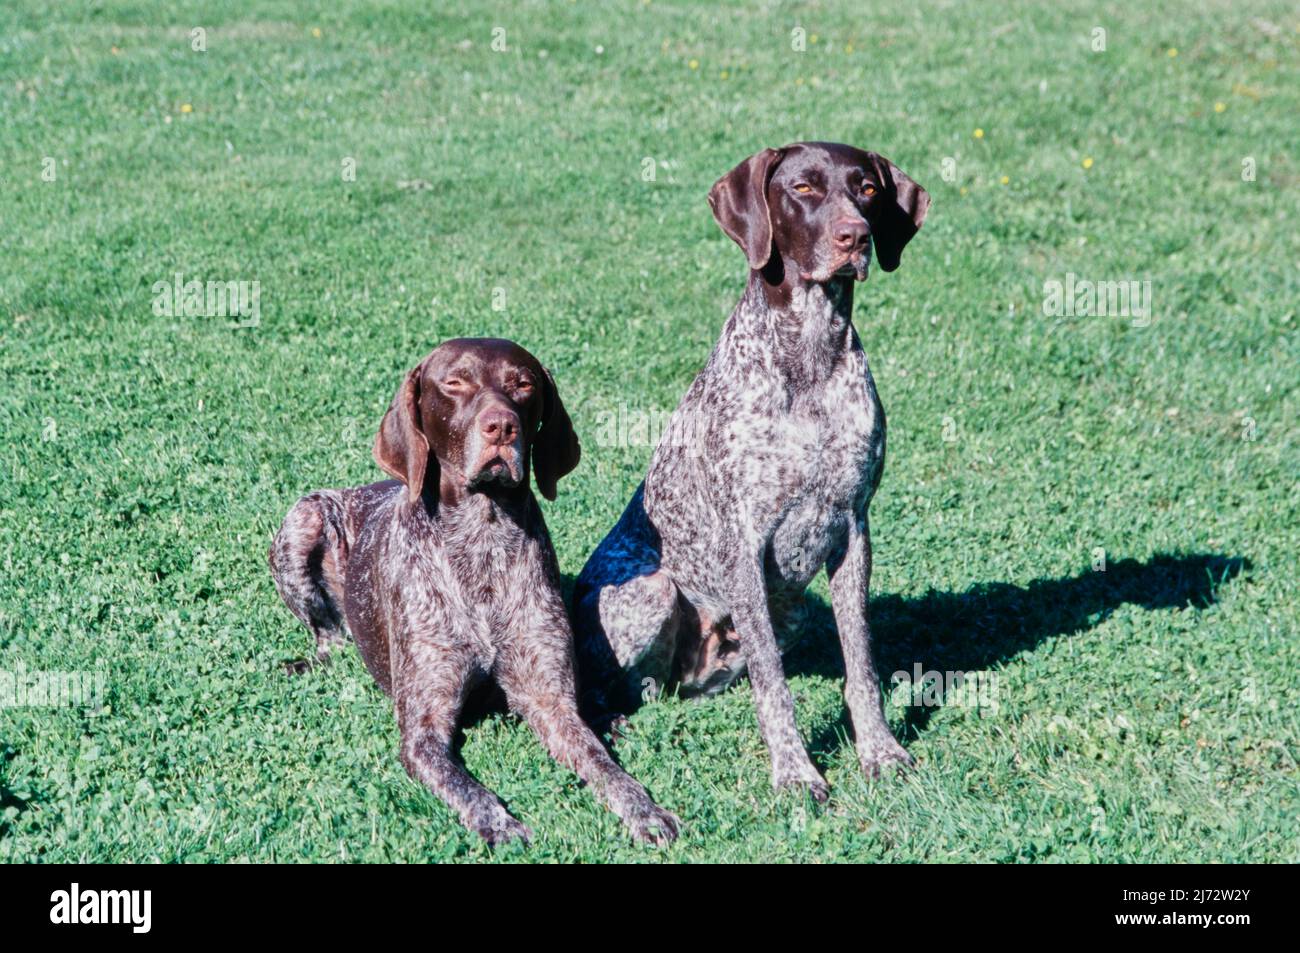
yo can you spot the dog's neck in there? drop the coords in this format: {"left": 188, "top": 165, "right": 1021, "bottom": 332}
{"left": 414, "top": 473, "right": 532, "bottom": 527}
{"left": 755, "top": 253, "right": 855, "bottom": 315}
{"left": 734, "top": 262, "right": 857, "bottom": 391}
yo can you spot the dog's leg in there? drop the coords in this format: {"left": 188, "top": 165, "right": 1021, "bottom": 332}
{"left": 498, "top": 637, "right": 680, "bottom": 846}
{"left": 574, "top": 571, "right": 680, "bottom": 721}
{"left": 396, "top": 650, "right": 531, "bottom": 846}
{"left": 268, "top": 491, "right": 350, "bottom": 673}
{"left": 827, "top": 516, "right": 912, "bottom": 778}
{"left": 728, "top": 553, "right": 829, "bottom": 801}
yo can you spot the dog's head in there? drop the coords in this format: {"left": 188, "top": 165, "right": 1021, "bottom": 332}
{"left": 707, "top": 142, "right": 929, "bottom": 283}
{"left": 373, "top": 338, "right": 580, "bottom": 505}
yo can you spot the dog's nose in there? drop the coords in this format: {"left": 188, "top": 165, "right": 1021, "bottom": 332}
{"left": 479, "top": 409, "right": 519, "bottom": 447}
{"left": 832, "top": 217, "right": 869, "bottom": 251}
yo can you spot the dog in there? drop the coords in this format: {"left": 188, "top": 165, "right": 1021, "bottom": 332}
{"left": 574, "top": 143, "right": 930, "bottom": 800}
{"left": 269, "top": 338, "right": 679, "bottom": 845}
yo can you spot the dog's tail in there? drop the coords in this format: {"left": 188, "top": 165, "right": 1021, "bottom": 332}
{"left": 268, "top": 490, "right": 351, "bottom": 670}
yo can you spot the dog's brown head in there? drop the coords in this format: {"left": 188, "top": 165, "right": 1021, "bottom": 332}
{"left": 707, "top": 142, "right": 929, "bottom": 283}
{"left": 373, "top": 338, "right": 580, "bottom": 505}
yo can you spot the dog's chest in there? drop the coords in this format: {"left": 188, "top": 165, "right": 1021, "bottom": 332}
{"left": 763, "top": 347, "right": 884, "bottom": 586}
{"left": 396, "top": 504, "right": 531, "bottom": 668}
{"left": 650, "top": 313, "right": 885, "bottom": 598}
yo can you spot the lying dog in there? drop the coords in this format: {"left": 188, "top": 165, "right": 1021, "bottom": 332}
{"left": 575, "top": 144, "right": 929, "bottom": 800}
{"left": 269, "top": 338, "right": 678, "bottom": 845}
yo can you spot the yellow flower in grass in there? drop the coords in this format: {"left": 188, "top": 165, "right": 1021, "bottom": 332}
{"left": 688, "top": 58, "right": 699, "bottom": 70}
{"left": 1214, "top": 102, "right": 1226, "bottom": 113}
{"left": 973, "top": 128, "right": 984, "bottom": 139}
{"left": 1000, "top": 175, "right": 1010, "bottom": 185}
{"left": 311, "top": 27, "right": 322, "bottom": 38}
{"left": 1082, "top": 157, "right": 1094, "bottom": 169}
{"left": 180, "top": 103, "right": 193, "bottom": 113}
{"left": 1167, "top": 47, "right": 1178, "bottom": 57}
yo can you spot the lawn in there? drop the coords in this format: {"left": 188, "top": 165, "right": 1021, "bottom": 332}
{"left": 0, "top": 0, "right": 1296, "bottom": 862}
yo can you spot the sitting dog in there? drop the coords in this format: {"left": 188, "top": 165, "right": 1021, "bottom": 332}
{"left": 574, "top": 143, "right": 929, "bottom": 800}
{"left": 269, "top": 338, "right": 679, "bottom": 845}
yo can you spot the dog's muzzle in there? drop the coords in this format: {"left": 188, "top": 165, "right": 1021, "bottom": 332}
{"left": 466, "top": 407, "right": 525, "bottom": 488}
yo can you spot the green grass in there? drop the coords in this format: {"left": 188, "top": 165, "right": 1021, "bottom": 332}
{"left": 1, "top": 0, "right": 1296, "bottom": 862}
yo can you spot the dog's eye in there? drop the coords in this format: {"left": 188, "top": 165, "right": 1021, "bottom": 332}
{"left": 793, "top": 183, "right": 813, "bottom": 194}
{"left": 515, "top": 379, "right": 534, "bottom": 393}
{"left": 860, "top": 183, "right": 877, "bottom": 196}
{"left": 442, "top": 377, "right": 465, "bottom": 389}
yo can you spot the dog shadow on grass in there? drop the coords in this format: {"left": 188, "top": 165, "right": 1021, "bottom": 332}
{"left": 780, "top": 552, "right": 1249, "bottom": 757}
{"left": 568, "top": 552, "right": 1247, "bottom": 750}
{"left": 0, "top": 745, "right": 24, "bottom": 841}
{"left": 453, "top": 553, "right": 1247, "bottom": 769}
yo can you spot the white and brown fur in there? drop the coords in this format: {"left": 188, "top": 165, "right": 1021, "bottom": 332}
{"left": 575, "top": 143, "right": 930, "bottom": 800}
{"left": 269, "top": 338, "right": 678, "bottom": 845}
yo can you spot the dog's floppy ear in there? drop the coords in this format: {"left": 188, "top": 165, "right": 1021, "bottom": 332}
{"left": 707, "top": 147, "right": 786, "bottom": 270}
{"left": 532, "top": 366, "right": 580, "bottom": 502}
{"left": 866, "top": 153, "right": 930, "bottom": 272}
{"left": 373, "top": 362, "right": 433, "bottom": 505}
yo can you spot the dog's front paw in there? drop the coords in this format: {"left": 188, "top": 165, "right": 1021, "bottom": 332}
{"left": 467, "top": 804, "right": 532, "bottom": 846}
{"left": 625, "top": 802, "right": 680, "bottom": 847}
{"left": 859, "top": 740, "right": 914, "bottom": 779}
{"left": 773, "top": 768, "right": 831, "bottom": 803}
{"left": 592, "top": 712, "right": 631, "bottom": 745}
